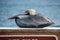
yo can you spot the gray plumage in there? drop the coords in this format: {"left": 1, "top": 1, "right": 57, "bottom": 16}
{"left": 15, "top": 14, "right": 54, "bottom": 28}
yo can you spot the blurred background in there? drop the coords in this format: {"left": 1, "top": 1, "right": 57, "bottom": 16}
{"left": 0, "top": 0, "right": 60, "bottom": 28}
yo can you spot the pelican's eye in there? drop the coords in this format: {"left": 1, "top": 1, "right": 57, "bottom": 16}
{"left": 25, "top": 11, "right": 30, "bottom": 15}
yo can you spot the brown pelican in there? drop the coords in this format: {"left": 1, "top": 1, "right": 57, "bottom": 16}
{"left": 8, "top": 9, "right": 54, "bottom": 28}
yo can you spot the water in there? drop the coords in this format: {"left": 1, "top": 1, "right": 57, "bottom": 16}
{"left": 0, "top": 0, "right": 60, "bottom": 28}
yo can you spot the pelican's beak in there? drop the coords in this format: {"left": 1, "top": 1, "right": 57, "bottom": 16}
{"left": 8, "top": 12, "right": 27, "bottom": 20}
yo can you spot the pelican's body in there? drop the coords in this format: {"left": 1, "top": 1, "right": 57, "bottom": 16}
{"left": 15, "top": 14, "right": 53, "bottom": 28}
{"left": 8, "top": 9, "right": 54, "bottom": 28}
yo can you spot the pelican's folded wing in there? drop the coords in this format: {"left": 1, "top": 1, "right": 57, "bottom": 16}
{"left": 15, "top": 14, "right": 54, "bottom": 28}
{"left": 32, "top": 14, "right": 54, "bottom": 25}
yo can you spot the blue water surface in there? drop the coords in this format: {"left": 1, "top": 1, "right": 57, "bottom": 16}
{"left": 0, "top": 0, "right": 60, "bottom": 28}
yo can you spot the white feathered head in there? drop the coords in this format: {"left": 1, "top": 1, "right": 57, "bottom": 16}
{"left": 27, "top": 9, "right": 36, "bottom": 15}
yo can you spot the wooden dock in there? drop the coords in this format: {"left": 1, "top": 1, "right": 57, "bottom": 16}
{"left": 0, "top": 29, "right": 60, "bottom": 40}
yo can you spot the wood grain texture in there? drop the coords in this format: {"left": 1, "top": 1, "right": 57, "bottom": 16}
{"left": 0, "top": 29, "right": 60, "bottom": 40}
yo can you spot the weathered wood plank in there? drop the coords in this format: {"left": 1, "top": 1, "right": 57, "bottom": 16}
{"left": 0, "top": 29, "right": 60, "bottom": 40}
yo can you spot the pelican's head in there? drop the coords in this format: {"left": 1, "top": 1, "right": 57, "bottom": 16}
{"left": 26, "top": 9, "right": 37, "bottom": 15}
{"left": 8, "top": 9, "right": 37, "bottom": 19}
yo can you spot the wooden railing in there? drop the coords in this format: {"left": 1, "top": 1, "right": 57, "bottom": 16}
{"left": 0, "top": 29, "right": 60, "bottom": 40}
